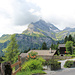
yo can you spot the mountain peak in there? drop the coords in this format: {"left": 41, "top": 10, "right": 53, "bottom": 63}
{"left": 63, "top": 27, "right": 75, "bottom": 32}
{"left": 31, "top": 19, "right": 46, "bottom": 25}
{"left": 64, "top": 27, "right": 72, "bottom": 30}
{"left": 22, "top": 19, "right": 60, "bottom": 38}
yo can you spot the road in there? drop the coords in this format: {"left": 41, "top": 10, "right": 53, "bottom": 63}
{"left": 44, "top": 58, "right": 75, "bottom": 75}
{"left": 53, "top": 68, "right": 75, "bottom": 75}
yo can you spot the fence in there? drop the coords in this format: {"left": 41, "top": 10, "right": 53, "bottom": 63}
{"left": 12, "top": 56, "right": 22, "bottom": 75}
{"left": 0, "top": 56, "right": 22, "bottom": 75}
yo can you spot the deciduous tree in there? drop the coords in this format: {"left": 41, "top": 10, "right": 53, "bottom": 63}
{"left": 65, "top": 41, "right": 73, "bottom": 55}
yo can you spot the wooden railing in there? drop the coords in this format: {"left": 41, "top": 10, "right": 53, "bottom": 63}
{"left": 12, "top": 56, "right": 22, "bottom": 75}
{"left": 0, "top": 56, "right": 22, "bottom": 75}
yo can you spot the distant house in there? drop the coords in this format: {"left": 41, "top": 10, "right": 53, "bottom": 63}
{"left": 20, "top": 49, "right": 56, "bottom": 62}
{"left": 58, "top": 44, "right": 66, "bottom": 56}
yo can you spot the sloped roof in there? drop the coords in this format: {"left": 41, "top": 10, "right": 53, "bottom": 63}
{"left": 58, "top": 44, "right": 65, "bottom": 49}
{"left": 20, "top": 50, "right": 56, "bottom": 58}
{"left": 28, "top": 50, "right": 56, "bottom": 56}
{"left": 19, "top": 53, "right": 28, "bottom": 58}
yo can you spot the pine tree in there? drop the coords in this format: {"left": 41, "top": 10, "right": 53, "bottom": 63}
{"left": 3, "top": 34, "right": 19, "bottom": 64}
{"left": 68, "top": 35, "right": 73, "bottom": 41}
{"left": 50, "top": 43, "right": 54, "bottom": 49}
{"left": 41, "top": 42, "right": 48, "bottom": 50}
{"left": 64, "top": 36, "right": 68, "bottom": 43}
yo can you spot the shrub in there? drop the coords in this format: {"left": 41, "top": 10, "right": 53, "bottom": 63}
{"left": 37, "top": 57, "right": 45, "bottom": 65}
{"left": 44, "top": 59, "right": 61, "bottom": 70}
{"left": 26, "top": 51, "right": 38, "bottom": 60}
{"left": 65, "top": 54, "right": 75, "bottom": 58}
{"left": 16, "top": 70, "right": 46, "bottom": 75}
{"left": 64, "top": 60, "right": 74, "bottom": 68}
{"left": 44, "top": 59, "right": 59, "bottom": 65}
{"left": 22, "top": 59, "right": 43, "bottom": 71}
{"left": 71, "top": 55, "right": 75, "bottom": 58}
{"left": 51, "top": 61, "right": 61, "bottom": 70}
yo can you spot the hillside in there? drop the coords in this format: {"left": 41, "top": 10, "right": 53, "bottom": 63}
{"left": 0, "top": 34, "right": 11, "bottom": 43}
{"left": 56, "top": 27, "right": 75, "bottom": 40}
{"left": 0, "top": 34, "right": 56, "bottom": 57}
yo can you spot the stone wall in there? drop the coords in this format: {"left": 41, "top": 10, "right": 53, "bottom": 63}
{"left": 53, "top": 56, "right": 72, "bottom": 60}
{"left": 38, "top": 56, "right": 72, "bottom": 60}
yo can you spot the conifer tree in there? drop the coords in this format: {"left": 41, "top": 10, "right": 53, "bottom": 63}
{"left": 50, "top": 43, "right": 54, "bottom": 49}
{"left": 3, "top": 34, "right": 19, "bottom": 64}
{"left": 68, "top": 35, "right": 73, "bottom": 41}
{"left": 64, "top": 36, "right": 68, "bottom": 43}
{"left": 41, "top": 42, "right": 48, "bottom": 50}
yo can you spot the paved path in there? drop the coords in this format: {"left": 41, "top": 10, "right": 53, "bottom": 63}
{"left": 44, "top": 68, "right": 75, "bottom": 75}
{"left": 53, "top": 68, "right": 75, "bottom": 75}
{"left": 44, "top": 58, "right": 75, "bottom": 75}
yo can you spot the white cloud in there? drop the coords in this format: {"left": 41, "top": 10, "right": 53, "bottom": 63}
{"left": 27, "top": 0, "right": 75, "bottom": 29}
{"left": 29, "top": 9, "right": 34, "bottom": 13}
{"left": 0, "top": 0, "right": 40, "bottom": 36}
{"left": 0, "top": 0, "right": 75, "bottom": 36}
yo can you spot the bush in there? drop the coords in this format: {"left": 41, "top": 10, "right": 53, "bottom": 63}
{"left": 26, "top": 51, "right": 38, "bottom": 60}
{"left": 71, "top": 55, "right": 75, "bottom": 58}
{"left": 16, "top": 70, "right": 46, "bottom": 75}
{"left": 51, "top": 61, "right": 61, "bottom": 70}
{"left": 37, "top": 57, "right": 45, "bottom": 65}
{"left": 65, "top": 54, "right": 75, "bottom": 58}
{"left": 44, "top": 59, "right": 61, "bottom": 70}
{"left": 44, "top": 59, "right": 59, "bottom": 65}
{"left": 64, "top": 60, "right": 74, "bottom": 68}
{"left": 22, "top": 59, "right": 43, "bottom": 71}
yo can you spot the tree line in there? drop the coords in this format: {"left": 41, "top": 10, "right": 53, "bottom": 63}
{"left": 64, "top": 34, "right": 75, "bottom": 55}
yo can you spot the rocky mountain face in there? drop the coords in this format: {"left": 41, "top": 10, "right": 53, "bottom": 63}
{"left": 22, "top": 20, "right": 60, "bottom": 39}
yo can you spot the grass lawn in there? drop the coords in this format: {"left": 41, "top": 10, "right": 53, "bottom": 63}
{"left": 16, "top": 70, "right": 46, "bottom": 75}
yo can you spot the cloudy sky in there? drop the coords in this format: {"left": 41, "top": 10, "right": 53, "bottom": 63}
{"left": 0, "top": 0, "right": 75, "bottom": 36}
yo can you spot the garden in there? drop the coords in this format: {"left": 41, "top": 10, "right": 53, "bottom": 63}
{"left": 16, "top": 51, "right": 61, "bottom": 75}
{"left": 16, "top": 51, "right": 46, "bottom": 75}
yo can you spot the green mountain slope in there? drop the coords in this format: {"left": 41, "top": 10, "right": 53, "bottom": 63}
{"left": 56, "top": 30, "right": 75, "bottom": 40}
{"left": 0, "top": 34, "right": 11, "bottom": 43}
{"left": 0, "top": 34, "right": 56, "bottom": 57}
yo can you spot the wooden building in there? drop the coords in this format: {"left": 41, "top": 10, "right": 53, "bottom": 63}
{"left": 58, "top": 44, "right": 66, "bottom": 56}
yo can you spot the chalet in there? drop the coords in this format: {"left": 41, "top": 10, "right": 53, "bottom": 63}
{"left": 20, "top": 49, "right": 56, "bottom": 63}
{"left": 58, "top": 44, "right": 66, "bottom": 56}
